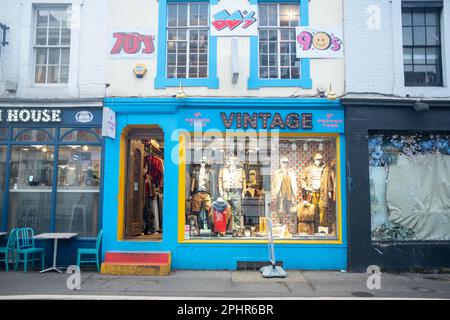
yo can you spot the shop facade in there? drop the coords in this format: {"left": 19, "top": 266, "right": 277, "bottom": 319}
{"left": 102, "top": 97, "right": 347, "bottom": 270}
{"left": 0, "top": 101, "right": 104, "bottom": 266}
{"left": 344, "top": 98, "right": 450, "bottom": 271}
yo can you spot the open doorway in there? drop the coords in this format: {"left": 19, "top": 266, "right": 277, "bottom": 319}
{"left": 124, "top": 126, "right": 164, "bottom": 241}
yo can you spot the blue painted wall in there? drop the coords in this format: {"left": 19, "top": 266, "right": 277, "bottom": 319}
{"left": 102, "top": 98, "right": 347, "bottom": 270}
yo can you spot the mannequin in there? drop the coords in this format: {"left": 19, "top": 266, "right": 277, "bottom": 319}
{"left": 190, "top": 156, "right": 213, "bottom": 230}
{"left": 210, "top": 197, "right": 232, "bottom": 236}
{"left": 301, "top": 152, "right": 334, "bottom": 233}
{"left": 245, "top": 170, "right": 261, "bottom": 198}
{"left": 271, "top": 156, "right": 298, "bottom": 235}
{"left": 218, "top": 156, "right": 246, "bottom": 236}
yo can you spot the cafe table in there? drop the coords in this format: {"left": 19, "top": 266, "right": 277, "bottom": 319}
{"left": 34, "top": 233, "right": 78, "bottom": 273}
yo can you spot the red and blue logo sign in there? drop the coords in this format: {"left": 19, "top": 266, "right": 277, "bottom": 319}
{"left": 212, "top": 10, "right": 256, "bottom": 31}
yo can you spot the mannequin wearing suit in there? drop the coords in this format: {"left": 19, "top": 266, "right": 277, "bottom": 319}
{"left": 271, "top": 157, "right": 298, "bottom": 234}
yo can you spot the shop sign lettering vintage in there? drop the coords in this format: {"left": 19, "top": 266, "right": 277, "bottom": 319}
{"left": 296, "top": 27, "right": 344, "bottom": 58}
{"left": 0, "top": 109, "right": 62, "bottom": 123}
{"left": 210, "top": 4, "right": 258, "bottom": 36}
{"left": 220, "top": 112, "right": 313, "bottom": 130}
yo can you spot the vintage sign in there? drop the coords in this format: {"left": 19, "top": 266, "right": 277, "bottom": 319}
{"left": 210, "top": 4, "right": 258, "bottom": 36}
{"left": 0, "top": 109, "right": 62, "bottom": 123}
{"left": 220, "top": 112, "right": 313, "bottom": 130}
{"left": 295, "top": 27, "right": 344, "bottom": 58}
{"left": 110, "top": 31, "right": 156, "bottom": 59}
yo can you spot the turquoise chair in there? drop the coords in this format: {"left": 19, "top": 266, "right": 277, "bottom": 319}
{"left": 14, "top": 228, "right": 45, "bottom": 273}
{"left": 0, "top": 228, "right": 18, "bottom": 272}
{"left": 77, "top": 229, "right": 102, "bottom": 272}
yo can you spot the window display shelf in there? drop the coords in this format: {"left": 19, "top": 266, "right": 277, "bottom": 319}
{"left": 9, "top": 188, "right": 53, "bottom": 192}
{"left": 56, "top": 188, "right": 100, "bottom": 193}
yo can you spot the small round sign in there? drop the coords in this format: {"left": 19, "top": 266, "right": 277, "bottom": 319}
{"left": 75, "top": 111, "right": 94, "bottom": 123}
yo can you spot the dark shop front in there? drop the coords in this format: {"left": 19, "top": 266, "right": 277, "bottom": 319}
{"left": 344, "top": 97, "right": 450, "bottom": 271}
{"left": 0, "top": 100, "right": 104, "bottom": 266}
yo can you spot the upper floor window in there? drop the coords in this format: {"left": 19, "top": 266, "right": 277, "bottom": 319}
{"left": 258, "top": 3, "right": 300, "bottom": 79}
{"left": 167, "top": 3, "right": 209, "bottom": 79}
{"left": 34, "top": 7, "right": 71, "bottom": 84}
{"left": 402, "top": 5, "right": 442, "bottom": 87}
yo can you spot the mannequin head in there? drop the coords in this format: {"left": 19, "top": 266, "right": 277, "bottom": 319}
{"left": 313, "top": 153, "right": 324, "bottom": 167}
{"left": 249, "top": 170, "right": 257, "bottom": 183}
{"left": 230, "top": 156, "right": 237, "bottom": 168}
{"left": 200, "top": 156, "right": 207, "bottom": 168}
{"left": 280, "top": 157, "right": 289, "bottom": 170}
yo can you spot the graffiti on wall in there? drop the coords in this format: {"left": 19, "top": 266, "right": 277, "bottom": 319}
{"left": 295, "top": 27, "right": 344, "bottom": 58}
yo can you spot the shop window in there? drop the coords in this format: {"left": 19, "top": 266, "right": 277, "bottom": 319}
{"left": 369, "top": 132, "right": 450, "bottom": 241}
{"left": 13, "top": 128, "right": 55, "bottom": 142}
{"left": 55, "top": 145, "right": 101, "bottom": 237}
{"left": 8, "top": 145, "right": 54, "bottom": 234}
{"left": 124, "top": 127, "right": 164, "bottom": 240}
{"left": 258, "top": 3, "right": 300, "bottom": 79}
{"left": 155, "top": 0, "right": 218, "bottom": 88}
{"left": 34, "top": 7, "right": 71, "bottom": 84}
{"left": 0, "top": 145, "right": 6, "bottom": 226}
{"left": 402, "top": 4, "right": 443, "bottom": 86}
{"left": 183, "top": 134, "right": 338, "bottom": 240}
{"left": 60, "top": 128, "right": 101, "bottom": 143}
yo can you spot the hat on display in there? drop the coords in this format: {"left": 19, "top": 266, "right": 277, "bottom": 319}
{"left": 280, "top": 156, "right": 289, "bottom": 163}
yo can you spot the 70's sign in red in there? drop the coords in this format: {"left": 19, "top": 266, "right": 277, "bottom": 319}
{"left": 110, "top": 32, "right": 156, "bottom": 57}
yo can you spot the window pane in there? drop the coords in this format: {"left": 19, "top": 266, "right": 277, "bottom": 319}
{"left": 36, "top": 28, "right": 47, "bottom": 45}
{"left": 190, "top": 4, "right": 199, "bottom": 26}
{"left": 35, "top": 66, "right": 47, "bottom": 83}
{"left": 49, "top": 10, "right": 61, "bottom": 28}
{"left": 177, "top": 41, "right": 187, "bottom": 53}
{"left": 269, "top": 54, "right": 278, "bottom": 66}
{"left": 259, "top": 5, "right": 269, "bottom": 26}
{"left": 167, "top": 53, "right": 176, "bottom": 65}
{"left": 425, "top": 10, "right": 438, "bottom": 26}
{"left": 269, "top": 67, "right": 278, "bottom": 78}
{"left": 413, "top": 47, "right": 425, "bottom": 64}
{"left": 35, "top": 48, "right": 47, "bottom": 65}
{"left": 259, "top": 67, "right": 268, "bottom": 78}
{"left": 37, "top": 10, "right": 49, "bottom": 28}
{"left": 280, "top": 67, "right": 290, "bottom": 79}
{"left": 48, "top": 28, "right": 60, "bottom": 45}
{"left": 168, "top": 14, "right": 177, "bottom": 26}
{"left": 168, "top": 4, "right": 177, "bottom": 15}
{"left": 413, "top": 64, "right": 427, "bottom": 84}
{"left": 259, "top": 30, "right": 268, "bottom": 41}
{"left": 61, "top": 129, "right": 100, "bottom": 143}
{"left": 48, "top": 48, "right": 60, "bottom": 64}
{"left": 412, "top": 9, "right": 425, "bottom": 26}
{"left": 280, "top": 30, "right": 290, "bottom": 41}
{"left": 167, "top": 41, "right": 176, "bottom": 53}
{"left": 61, "top": 10, "right": 71, "bottom": 28}
{"left": 60, "top": 66, "right": 69, "bottom": 83}
{"left": 14, "top": 129, "right": 55, "bottom": 142}
{"left": 167, "top": 66, "right": 176, "bottom": 78}
{"left": 413, "top": 26, "right": 426, "bottom": 45}
{"left": 8, "top": 146, "right": 54, "bottom": 234}
{"left": 199, "top": 54, "right": 207, "bottom": 66}
{"left": 61, "top": 28, "right": 71, "bottom": 45}
{"left": 177, "top": 66, "right": 186, "bottom": 78}
{"left": 268, "top": 4, "right": 278, "bottom": 26}
{"left": 198, "top": 66, "right": 207, "bottom": 78}
{"left": 426, "top": 47, "right": 439, "bottom": 65}
{"left": 189, "top": 67, "right": 198, "bottom": 78}
{"left": 259, "top": 42, "right": 268, "bottom": 54}
{"left": 403, "top": 47, "right": 412, "bottom": 64}
{"left": 280, "top": 42, "right": 289, "bottom": 54}
{"left": 269, "top": 30, "right": 277, "bottom": 41}
{"left": 291, "top": 65, "right": 300, "bottom": 78}
{"left": 260, "top": 54, "right": 268, "bottom": 66}
{"left": 426, "top": 65, "right": 438, "bottom": 84}
{"left": 402, "top": 27, "right": 412, "bottom": 46}
{"left": 47, "top": 66, "right": 59, "bottom": 83}
{"left": 178, "top": 54, "right": 187, "bottom": 66}
{"left": 189, "top": 54, "right": 198, "bottom": 66}
{"left": 199, "top": 4, "right": 208, "bottom": 26}
{"left": 168, "top": 30, "right": 177, "bottom": 41}
{"left": 178, "top": 30, "right": 187, "bottom": 41}
{"left": 61, "top": 48, "right": 70, "bottom": 65}
{"left": 280, "top": 54, "right": 289, "bottom": 66}
{"left": 189, "top": 30, "right": 199, "bottom": 41}
{"left": 178, "top": 4, "right": 188, "bottom": 26}
{"left": 426, "top": 27, "right": 439, "bottom": 45}
{"left": 369, "top": 132, "right": 450, "bottom": 241}
{"left": 55, "top": 146, "right": 101, "bottom": 237}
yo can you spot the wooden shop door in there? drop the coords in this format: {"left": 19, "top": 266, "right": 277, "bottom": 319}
{"left": 125, "top": 140, "right": 145, "bottom": 237}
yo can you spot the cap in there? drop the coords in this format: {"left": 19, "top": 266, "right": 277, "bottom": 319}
{"left": 280, "top": 156, "right": 289, "bottom": 163}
